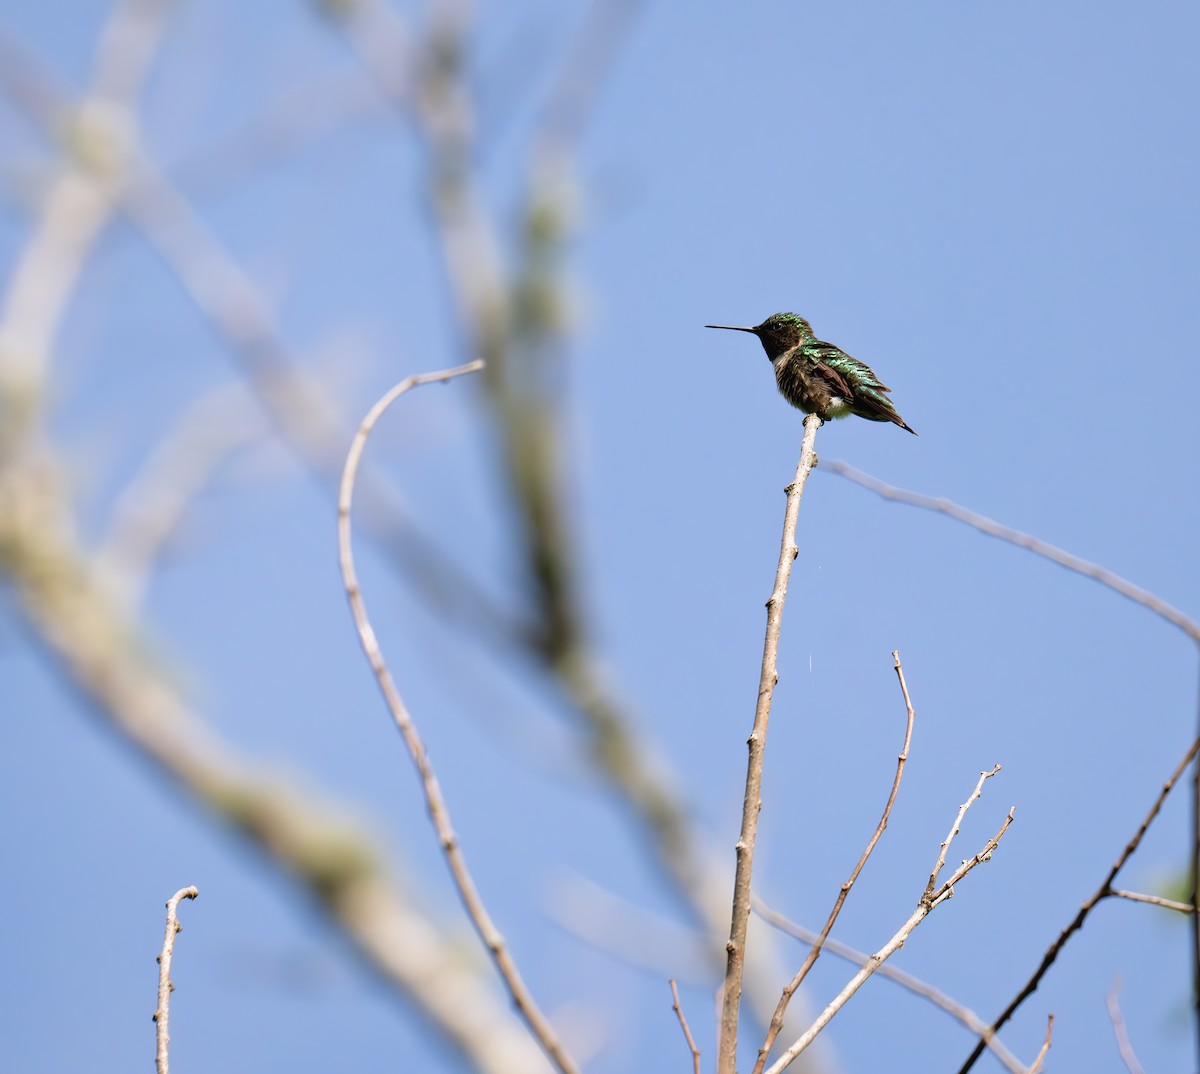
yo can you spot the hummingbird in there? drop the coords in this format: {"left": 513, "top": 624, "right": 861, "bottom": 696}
{"left": 706, "top": 312, "right": 917, "bottom": 435}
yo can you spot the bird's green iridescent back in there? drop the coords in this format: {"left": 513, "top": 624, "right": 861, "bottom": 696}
{"left": 796, "top": 338, "right": 914, "bottom": 431}
{"left": 803, "top": 340, "right": 892, "bottom": 404}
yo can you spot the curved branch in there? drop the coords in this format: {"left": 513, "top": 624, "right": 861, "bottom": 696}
{"left": 825, "top": 460, "right": 1200, "bottom": 644}
{"left": 338, "top": 359, "right": 580, "bottom": 1074}
{"left": 1106, "top": 977, "right": 1146, "bottom": 1074}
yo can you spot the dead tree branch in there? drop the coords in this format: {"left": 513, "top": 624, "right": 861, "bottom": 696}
{"left": 153, "top": 886, "right": 199, "bottom": 1074}
{"left": 338, "top": 360, "right": 579, "bottom": 1074}
{"left": 719, "top": 413, "right": 822, "bottom": 1074}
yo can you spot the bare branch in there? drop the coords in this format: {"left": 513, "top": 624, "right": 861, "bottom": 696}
{"left": 753, "top": 899, "right": 1033, "bottom": 1074}
{"left": 338, "top": 360, "right": 580, "bottom": 1074}
{"left": 718, "top": 413, "right": 822, "bottom": 1074}
{"left": 925, "top": 765, "right": 1003, "bottom": 903}
{"left": 763, "top": 769, "right": 1013, "bottom": 1074}
{"left": 754, "top": 648, "right": 916, "bottom": 1074}
{"left": 1110, "top": 888, "right": 1194, "bottom": 914}
{"left": 1027, "top": 1014, "right": 1054, "bottom": 1074}
{"left": 153, "top": 886, "right": 199, "bottom": 1074}
{"left": 1106, "top": 976, "right": 1146, "bottom": 1074}
{"left": 825, "top": 460, "right": 1200, "bottom": 645}
{"left": 957, "top": 732, "right": 1200, "bottom": 1074}
{"left": 669, "top": 980, "right": 702, "bottom": 1074}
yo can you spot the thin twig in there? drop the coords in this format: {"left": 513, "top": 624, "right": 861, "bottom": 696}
{"left": 718, "top": 412, "right": 821, "bottom": 1074}
{"left": 753, "top": 648, "right": 916, "bottom": 1074}
{"left": 669, "top": 979, "right": 702, "bottom": 1074}
{"left": 825, "top": 460, "right": 1200, "bottom": 645}
{"left": 957, "top": 732, "right": 1200, "bottom": 1074}
{"left": 1027, "top": 1014, "right": 1054, "bottom": 1074}
{"left": 1106, "top": 976, "right": 1147, "bottom": 1074}
{"left": 1111, "top": 888, "right": 1194, "bottom": 914}
{"left": 753, "top": 898, "right": 1032, "bottom": 1074}
{"left": 153, "top": 886, "right": 198, "bottom": 1074}
{"left": 926, "top": 765, "right": 1002, "bottom": 903}
{"left": 338, "top": 360, "right": 580, "bottom": 1074}
{"left": 763, "top": 770, "right": 1013, "bottom": 1074}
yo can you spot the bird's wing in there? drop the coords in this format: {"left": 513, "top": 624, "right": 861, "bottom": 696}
{"left": 808, "top": 341, "right": 892, "bottom": 393}
{"left": 798, "top": 343, "right": 857, "bottom": 398}
{"left": 810, "top": 341, "right": 915, "bottom": 430}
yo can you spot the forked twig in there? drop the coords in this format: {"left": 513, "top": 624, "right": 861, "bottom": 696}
{"left": 718, "top": 412, "right": 821, "bottom": 1074}
{"left": 669, "top": 979, "right": 701, "bottom": 1074}
{"left": 956, "top": 733, "right": 1200, "bottom": 1074}
{"left": 153, "top": 886, "right": 198, "bottom": 1074}
{"left": 753, "top": 649, "right": 916, "bottom": 1074}
{"left": 338, "top": 360, "right": 580, "bottom": 1074}
{"left": 925, "top": 765, "right": 1002, "bottom": 903}
{"left": 763, "top": 768, "right": 1014, "bottom": 1074}
{"left": 754, "top": 898, "right": 1034, "bottom": 1074}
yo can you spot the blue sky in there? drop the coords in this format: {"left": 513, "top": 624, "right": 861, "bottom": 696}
{"left": 2, "top": 3, "right": 1198, "bottom": 1073}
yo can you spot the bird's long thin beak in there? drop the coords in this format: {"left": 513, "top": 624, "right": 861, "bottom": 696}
{"left": 705, "top": 324, "right": 758, "bottom": 333}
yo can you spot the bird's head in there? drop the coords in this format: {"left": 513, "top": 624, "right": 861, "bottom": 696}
{"left": 706, "top": 311, "right": 814, "bottom": 360}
